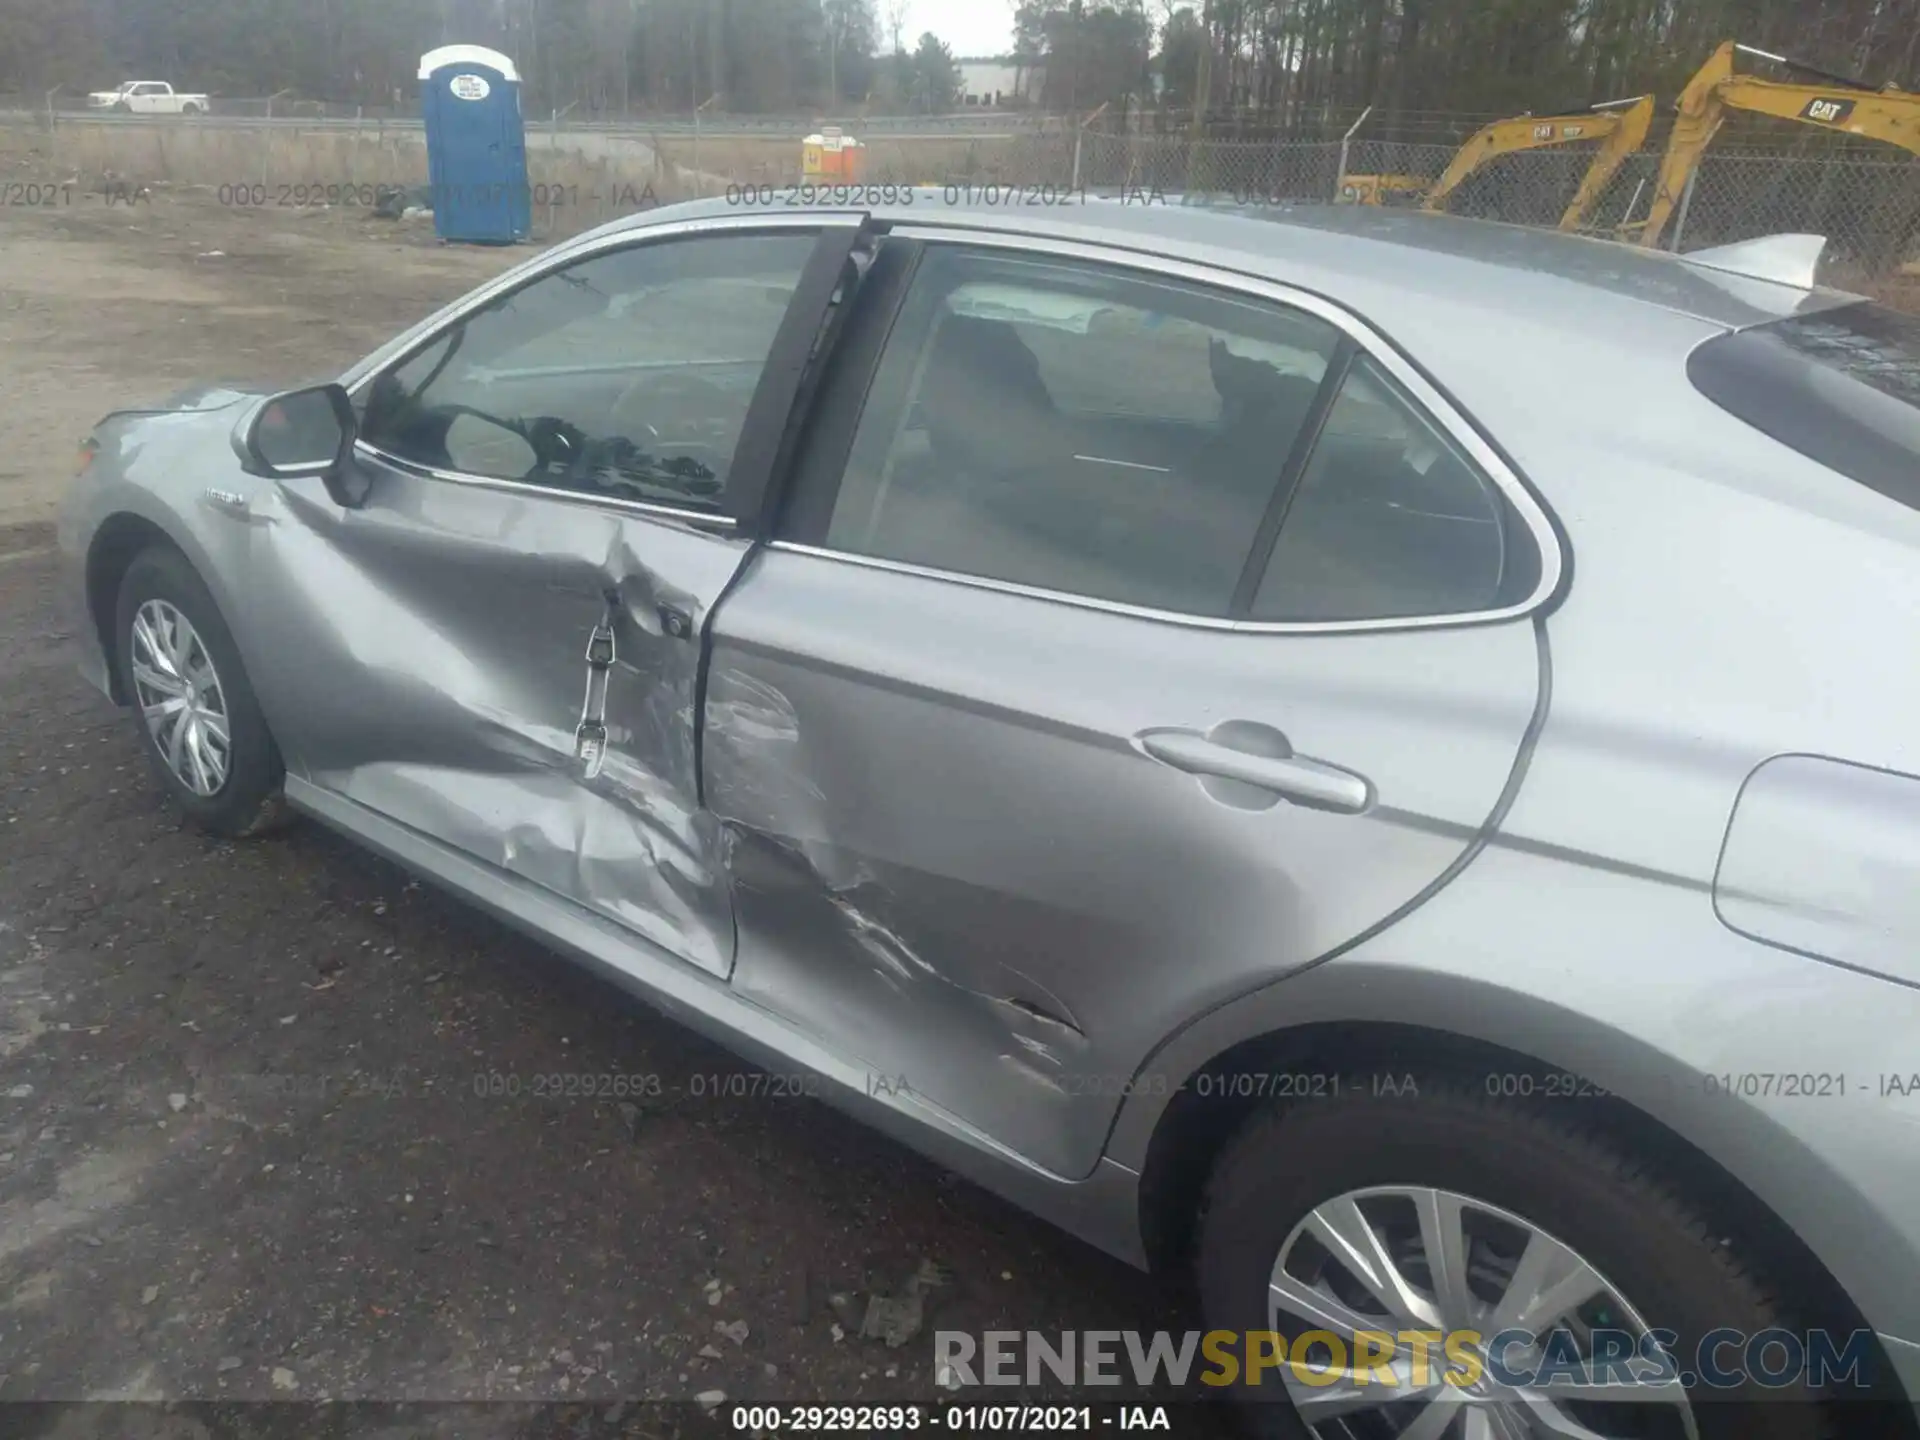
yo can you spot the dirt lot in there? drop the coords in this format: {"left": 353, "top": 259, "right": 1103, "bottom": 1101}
{"left": 0, "top": 195, "right": 1229, "bottom": 1435}
{"left": 0, "top": 189, "right": 525, "bottom": 530}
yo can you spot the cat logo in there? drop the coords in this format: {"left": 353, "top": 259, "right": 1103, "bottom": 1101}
{"left": 1801, "top": 97, "right": 1854, "bottom": 125}
{"left": 1532, "top": 123, "right": 1556, "bottom": 140}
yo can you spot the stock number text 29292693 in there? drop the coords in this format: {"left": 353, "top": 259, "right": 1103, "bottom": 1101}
{"left": 728, "top": 1403, "right": 1173, "bottom": 1432}
{"left": 724, "top": 182, "right": 1089, "bottom": 208}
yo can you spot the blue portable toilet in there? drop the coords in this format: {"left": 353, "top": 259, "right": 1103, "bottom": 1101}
{"left": 418, "top": 44, "right": 531, "bottom": 244}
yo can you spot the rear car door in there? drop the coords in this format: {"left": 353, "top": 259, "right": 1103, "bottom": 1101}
{"left": 247, "top": 213, "right": 864, "bottom": 979}
{"left": 705, "top": 231, "right": 1561, "bottom": 1174}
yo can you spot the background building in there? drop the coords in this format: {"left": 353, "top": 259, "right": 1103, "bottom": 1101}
{"left": 956, "top": 58, "right": 1043, "bottom": 108}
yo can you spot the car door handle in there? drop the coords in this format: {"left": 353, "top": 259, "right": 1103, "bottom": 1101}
{"left": 1138, "top": 729, "right": 1374, "bottom": 815}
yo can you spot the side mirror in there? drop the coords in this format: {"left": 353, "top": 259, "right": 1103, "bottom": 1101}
{"left": 238, "top": 383, "right": 370, "bottom": 508}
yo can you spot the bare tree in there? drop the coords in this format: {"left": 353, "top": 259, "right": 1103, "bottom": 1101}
{"left": 13, "top": 0, "right": 1919, "bottom": 124}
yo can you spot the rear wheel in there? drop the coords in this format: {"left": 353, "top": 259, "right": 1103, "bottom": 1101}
{"left": 180, "top": 102, "right": 202, "bottom": 116}
{"left": 114, "top": 546, "right": 287, "bottom": 838}
{"left": 1196, "top": 1083, "right": 1828, "bottom": 1439}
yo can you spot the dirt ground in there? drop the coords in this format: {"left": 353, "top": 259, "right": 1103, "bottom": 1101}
{"left": 0, "top": 195, "right": 1234, "bottom": 1435}
{"left": 0, "top": 191, "right": 524, "bottom": 530}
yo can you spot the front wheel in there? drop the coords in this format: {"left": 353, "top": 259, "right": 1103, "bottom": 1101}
{"left": 111, "top": 101, "right": 131, "bottom": 114}
{"left": 114, "top": 546, "right": 287, "bottom": 838}
{"left": 1197, "top": 1084, "right": 1828, "bottom": 1439}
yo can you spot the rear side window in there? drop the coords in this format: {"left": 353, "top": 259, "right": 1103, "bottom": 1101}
{"left": 1689, "top": 302, "right": 1920, "bottom": 512}
{"left": 1252, "top": 355, "right": 1523, "bottom": 622}
{"left": 820, "top": 247, "right": 1343, "bottom": 617}
{"left": 794, "top": 243, "right": 1543, "bottom": 623}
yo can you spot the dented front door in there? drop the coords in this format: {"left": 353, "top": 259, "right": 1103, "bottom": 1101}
{"left": 253, "top": 478, "right": 749, "bottom": 975}
{"left": 245, "top": 218, "right": 863, "bottom": 979}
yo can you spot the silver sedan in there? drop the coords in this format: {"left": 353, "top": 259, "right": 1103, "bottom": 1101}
{"left": 59, "top": 198, "right": 1920, "bottom": 1437}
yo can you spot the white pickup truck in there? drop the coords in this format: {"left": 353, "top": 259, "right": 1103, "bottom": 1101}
{"left": 87, "top": 82, "right": 210, "bottom": 115}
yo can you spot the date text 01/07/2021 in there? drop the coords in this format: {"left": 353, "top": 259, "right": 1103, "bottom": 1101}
{"left": 726, "top": 1404, "right": 1176, "bottom": 1432}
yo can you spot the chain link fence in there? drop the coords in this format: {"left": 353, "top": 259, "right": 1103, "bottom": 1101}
{"left": 4, "top": 97, "right": 1919, "bottom": 302}
{"left": 1042, "top": 129, "right": 1920, "bottom": 303}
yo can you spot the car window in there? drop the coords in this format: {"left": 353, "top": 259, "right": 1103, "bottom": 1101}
{"left": 358, "top": 232, "right": 817, "bottom": 512}
{"left": 1251, "top": 355, "right": 1522, "bottom": 622}
{"left": 818, "top": 246, "right": 1343, "bottom": 617}
{"left": 1688, "top": 301, "right": 1920, "bottom": 514}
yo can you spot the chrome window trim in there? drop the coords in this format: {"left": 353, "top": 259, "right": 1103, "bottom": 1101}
{"left": 339, "top": 210, "right": 859, "bottom": 400}
{"left": 351, "top": 440, "right": 741, "bottom": 532}
{"left": 770, "top": 540, "right": 1488, "bottom": 634}
{"left": 462, "top": 356, "right": 757, "bottom": 384}
{"left": 783, "top": 225, "right": 1565, "bottom": 635}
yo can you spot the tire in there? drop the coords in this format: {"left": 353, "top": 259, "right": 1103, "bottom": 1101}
{"left": 180, "top": 103, "right": 202, "bottom": 116}
{"left": 114, "top": 545, "right": 288, "bottom": 838}
{"left": 111, "top": 101, "right": 130, "bottom": 114}
{"left": 1196, "top": 1082, "right": 1828, "bottom": 1439}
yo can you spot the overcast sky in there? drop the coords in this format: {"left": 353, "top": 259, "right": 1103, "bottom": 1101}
{"left": 908, "top": 0, "right": 1016, "bottom": 57}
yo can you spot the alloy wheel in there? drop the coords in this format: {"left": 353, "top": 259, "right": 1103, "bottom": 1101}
{"left": 130, "top": 598, "right": 232, "bottom": 797}
{"left": 1269, "top": 1185, "right": 1699, "bottom": 1439}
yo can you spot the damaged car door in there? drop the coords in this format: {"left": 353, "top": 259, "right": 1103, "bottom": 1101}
{"left": 705, "top": 235, "right": 1556, "bottom": 1175}
{"left": 246, "top": 216, "right": 861, "bottom": 979}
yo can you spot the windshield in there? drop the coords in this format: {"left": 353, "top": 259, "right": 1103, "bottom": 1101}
{"left": 1688, "top": 300, "right": 1920, "bottom": 513}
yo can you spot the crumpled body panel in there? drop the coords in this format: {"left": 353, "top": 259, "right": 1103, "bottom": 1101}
{"left": 247, "top": 461, "right": 748, "bottom": 977}
{"left": 706, "top": 546, "right": 1542, "bottom": 1177}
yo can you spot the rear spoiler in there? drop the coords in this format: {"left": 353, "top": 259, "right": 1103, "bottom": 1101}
{"left": 1681, "top": 233, "right": 1828, "bottom": 289}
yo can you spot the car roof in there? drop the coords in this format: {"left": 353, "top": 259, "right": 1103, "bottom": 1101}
{"left": 610, "top": 194, "right": 1860, "bottom": 335}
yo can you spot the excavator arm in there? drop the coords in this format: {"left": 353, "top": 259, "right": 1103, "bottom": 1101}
{"left": 1555, "top": 94, "right": 1654, "bottom": 228}
{"left": 1632, "top": 40, "right": 1920, "bottom": 248}
{"left": 1419, "top": 96, "right": 1654, "bottom": 223}
{"left": 1337, "top": 96, "right": 1652, "bottom": 218}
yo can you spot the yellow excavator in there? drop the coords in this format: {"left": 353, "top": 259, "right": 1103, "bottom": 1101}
{"left": 1336, "top": 94, "right": 1655, "bottom": 229}
{"left": 1630, "top": 41, "right": 1920, "bottom": 248}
